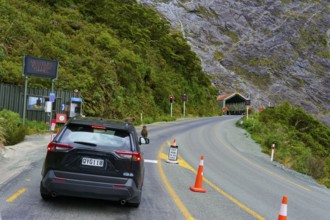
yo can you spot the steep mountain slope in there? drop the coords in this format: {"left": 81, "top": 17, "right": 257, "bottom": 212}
{"left": 138, "top": 0, "right": 330, "bottom": 126}
{"left": 0, "top": 0, "right": 220, "bottom": 119}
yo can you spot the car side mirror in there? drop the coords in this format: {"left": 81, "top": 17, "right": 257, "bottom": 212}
{"left": 139, "top": 137, "right": 150, "bottom": 144}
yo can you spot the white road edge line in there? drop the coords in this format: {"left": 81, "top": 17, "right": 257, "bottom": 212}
{"left": 144, "top": 159, "right": 158, "bottom": 164}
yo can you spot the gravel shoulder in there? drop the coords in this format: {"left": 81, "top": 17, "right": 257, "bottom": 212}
{"left": 0, "top": 133, "right": 51, "bottom": 186}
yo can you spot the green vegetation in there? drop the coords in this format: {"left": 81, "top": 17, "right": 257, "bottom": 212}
{"left": 0, "top": 121, "right": 5, "bottom": 146}
{"left": 2, "top": 2, "right": 327, "bottom": 191}
{"left": 239, "top": 101, "right": 330, "bottom": 188}
{"left": 0, "top": 0, "right": 219, "bottom": 120}
{"left": 316, "top": 48, "right": 330, "bottom": 59}
{"left": 213, "top": 51, "right": 224, "bottom": 61}
{"left": 281, "top": 0, "right": 293, "bottom": 5}
{"left": 226, "top": 30, "right": 239, "bottom": 43}
{"left": 281, "top": 0, "right": 323, "bottom": 5}
{"left": 24, "top": 119, "right": 50, "bottom": 134}
{"left": 299, "top": 27, "right": 328, "bottom": 47}
{"left": 0, "top": 109, "right": 27, "bottom": 145}
{"left": 195, "top": 6, "right": 217, "bottom": 19}
{"left": 228, "top": 66, "right": 271, "bottom": 89}
{"left": 244, "top": 56, "right": 279, "bottom": 68}
{"left": 0, "top": 109, "right": 53, "bottom": 146}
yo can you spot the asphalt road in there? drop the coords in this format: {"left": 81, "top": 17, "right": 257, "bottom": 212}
{"left": 0, "top": 116, "right": 329, "bottom": 220}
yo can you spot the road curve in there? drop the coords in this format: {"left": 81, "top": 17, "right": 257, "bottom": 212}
{"left": 163, "top": 116, "right": 330, "bottom": 220}
{"left": 0, "top": 116, "right": 329, "bottom": 220}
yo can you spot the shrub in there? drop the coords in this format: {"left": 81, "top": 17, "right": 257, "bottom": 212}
{"left": 289, "top": 144, "right": 312, "bottom": 174}
{"left": 307, "top": 156, "right": 325, "bottom": 179}
{"left": 0, "top": 122, "right": 5, "bottom": 146}
{"left": 142, "top": 117, "right": 154, "bottom": 125}
{"left": 25, "top": 120, "right": 49, "bottom": 134}
{"left": 240, "top": 101, "right": 330, "bottom": 188}
{"left": 238, "top": 117, "right": 261, "bottom": 134}
{"left": 0, "top": 109, "right": 27, "bottom": 145}
{"left": 156, "top": 115, "right": 176, "bottom": 122}
{"left": 5, "top": 124, "right": 27, "bottom": 146}
{"left": 320, "top": 157, "right": 330, "bottom": 188}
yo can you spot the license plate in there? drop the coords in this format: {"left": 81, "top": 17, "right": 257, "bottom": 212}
{"left": 82, "top": 158, "right": 104, "bottom": 167}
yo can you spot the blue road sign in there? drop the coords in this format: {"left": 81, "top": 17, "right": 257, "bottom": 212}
{"left": 49, "top": 92, "right": 55, "bottom": 102}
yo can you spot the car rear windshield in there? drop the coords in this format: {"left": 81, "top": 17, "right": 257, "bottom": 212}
{"left": 59, "top": 124, "right": 132, "bottom": 150}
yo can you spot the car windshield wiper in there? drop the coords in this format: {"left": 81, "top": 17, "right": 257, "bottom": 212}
{"left": 73, "top": 141, "right": 97, "bottom": 147}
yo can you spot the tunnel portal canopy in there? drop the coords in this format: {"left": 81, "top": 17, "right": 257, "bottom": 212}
{"left": 217, "top": 92, "right": 249, "bottom": 115}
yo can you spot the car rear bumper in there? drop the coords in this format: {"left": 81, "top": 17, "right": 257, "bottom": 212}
{"left": 41, "top": 170, "right": 140, "bottom": 201}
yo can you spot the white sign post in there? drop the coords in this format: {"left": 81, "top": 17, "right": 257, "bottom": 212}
{"left": 271, "top": 144, "right": 275, "bottom": 161}
{"left": 166, "top": 144, "right": 179, "bottom": 164}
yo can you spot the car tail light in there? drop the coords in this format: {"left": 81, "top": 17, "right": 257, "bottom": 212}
{"left": 91, "top": 125, "right": 106, "bottom": 130}
{"left": 132, "top": 152, "right": 142, "bottom": 162}
{"left": 54, "top": 177, "right": 66, "bottom": 183}
{"left": 115, "top": 151, "right": 142, "bottom": 162}
{"left": 47, "top": 142, "right": 73, "bottom": 152}
{"left": 113, "top": 184, "right": 125, "bottom": 188}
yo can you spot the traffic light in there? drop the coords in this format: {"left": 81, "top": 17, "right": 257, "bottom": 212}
{"left": 182, "top": 94, "right": 187, "bottom": 102}
{"left": 169, "top": 95, "right": 174, "bottom": 103}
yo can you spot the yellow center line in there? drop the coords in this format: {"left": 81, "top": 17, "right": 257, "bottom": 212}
{"left": 161, "top": 153, "right": 265, "bottom": 220}
{"left": 161, "top": 141, "right": 264, "bottom": 219}
{"left": 158, "top": 143, "right": 195, "bottom": 220}
{"left": 215, "top": 135, "right": 310, "bottom": 191}
{"left": 6, "top": 188, "right": 27, "bottom": 203}
{"left": 171, "top": 153, "right": 265, "bottom": 220}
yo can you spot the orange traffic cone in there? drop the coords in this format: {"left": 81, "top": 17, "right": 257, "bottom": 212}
{"left": 166, "top": 138, "right": 179, "bottom": 164}
{"left": 172, "top": 138, "right": 177, "bottom": 147}
{"left": 278, "top": 196, "right": 288, "bottom": 220}
{"left": 189, "top": 155, "right": 206, "bottom": 193}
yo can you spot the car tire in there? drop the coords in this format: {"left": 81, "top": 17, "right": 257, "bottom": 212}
{"left": 40, "top": 181, "right": 51, "bottom": 201}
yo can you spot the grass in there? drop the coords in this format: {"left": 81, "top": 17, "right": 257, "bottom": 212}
{"left": 238, "top": 101, "right": 330, "bottom": 188}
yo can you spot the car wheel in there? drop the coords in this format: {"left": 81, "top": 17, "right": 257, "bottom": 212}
{"left": 40, "top": 181, "right": 51, "bottom": 201}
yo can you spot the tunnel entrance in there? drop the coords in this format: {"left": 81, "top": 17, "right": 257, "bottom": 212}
{"left": 217, "top": 92, "right": 249, "bottom": 115}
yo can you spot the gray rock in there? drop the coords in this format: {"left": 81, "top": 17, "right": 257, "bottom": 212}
{"left": 139, "top": 0, "right": 330, "bottom": 126}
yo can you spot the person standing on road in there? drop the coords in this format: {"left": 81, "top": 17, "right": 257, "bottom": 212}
{"left": 141, "top": 125, "right": 148, "bottom": 138}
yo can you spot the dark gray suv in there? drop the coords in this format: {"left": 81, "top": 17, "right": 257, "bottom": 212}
{"left": 40, "top": 117, "right": 149, "bottom": 207}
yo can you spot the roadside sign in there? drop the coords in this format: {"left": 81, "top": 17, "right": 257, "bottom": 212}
{"left": 56, "top": 113, "right": 67, "bottom": 123}
{"left": 51, "top": 119, "right": 56, "bottom": 131}
{"left": 258, "top": 106, "right": 264, "bottom": 111}
{"left": 166, "top": 144, "right": 179, "bottom": 164}
{"left": 49, "top": 92, "right": 55, "bottom": 102}
{"left": 23, "top": 55, "right": 58, "bottom": 79}
{"left": 245, "top": 100, "right": 251, "bottom": 106}
{"left": 168, "top": 146, "right": 178, "bottom": 161}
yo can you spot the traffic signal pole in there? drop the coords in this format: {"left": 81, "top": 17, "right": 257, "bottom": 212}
{"left": 169, "top": 95, "right": 174, "bottom": 117}
{"left": 49, "top": 79, "right": 54, "bottom": 130}
{"left": 170, "top": 103, "right": 173, "bottom": 117}
{"left": 182, "top": 94, "right": 187, "bottom": 118}
{"left": 246, "top": 105, "right": 249, "bottom": 119}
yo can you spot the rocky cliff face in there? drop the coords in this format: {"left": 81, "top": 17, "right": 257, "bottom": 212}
{"left": 138, "top": 0, "right": 330, "bottom": 126}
